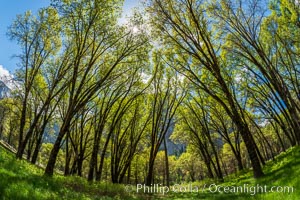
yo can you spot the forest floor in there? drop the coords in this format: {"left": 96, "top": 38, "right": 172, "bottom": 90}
{"left": 0, "top": 145, "right": 299, "bottom": 200}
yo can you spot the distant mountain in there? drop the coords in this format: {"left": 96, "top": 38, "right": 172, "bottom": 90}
{"left": 0, "top": 80, "right": 11, "bottom": 99}
{"left": 160, "top": 124, "right": 186, "bottom": 156}
{"left": 0, "top": 65, "right": 14, "bottom": 99}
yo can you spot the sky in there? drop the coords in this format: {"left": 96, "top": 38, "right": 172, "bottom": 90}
{"left": 0, "top": 0, "right": 140, "bottom": 76}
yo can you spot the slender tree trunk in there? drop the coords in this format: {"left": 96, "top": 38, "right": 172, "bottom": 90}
{"left": 77, "top": 160, "right": 83, "bottom": 176}
{"left": 236, "top": 153, "right": 243, "bottom": 171}
{"left": 88, "top": 122, "right": 104, "bottom": 181}
{"left": 163, "top": 137, "right": 170, "bottom": 187}
{"left": 77, "top": 152, "right": 84, "bottom": 177}
{"left": 146, "top": 152, "right": 155, "bottom": 186}
{"left": 96, "top": 133, "right": 111, "bottom": 181}
{"left": 70, "top": 159, "right": 77, "bottom": 175}
{"left": 227, "top": 142, "right": 243, "bottom": 170}
{"left": 17, "top": 98, "right": 27, "bottom": 159}
{"left": 273, "top": 125, "right": 286, "bottom": 152}
{"left": 45, "top": 117, "right": 70, "bottom": 176}
{"left": 219, "top": 74, "right": 264, "bottom": 178}
{"left": 17, "top": 112, "right": 43, "bottom": 159}
{"left": 204, "top": 158, "right": 214, "bottom": 179}
{"left": 26, "top": 146, "right": 31, "bottom": 160}
{"left": 64, "top": 132, "right": 70, "bottom": 176}
{"left": 31, "top": 132, "right": 43, "bottom": 164}
{"left": 206, "top": 131, "right": 223, "bottom": 181}
{"left": 221, "top": 158, "right": 228, "bottom": 176}
{"left": 0, "top": 123, "right": 3, "bottom": 140}
{"left": 127, "top": 164, "right": 131, "bottom": 184}
{"left": 87, "top": 139, "right": 99, "bottom": 181}
{"left": 239, "top": 125, "right": 264, "bottom": 178}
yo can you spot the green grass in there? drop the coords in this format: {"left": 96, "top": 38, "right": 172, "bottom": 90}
{"left": 0, "top": 146, "right": 141, "bottom": 200}
{"left": 162, "top": 147, "right": 300, "bottom": 200}
{"left": 0, "top": 146, "right": 299, "bottom": 200}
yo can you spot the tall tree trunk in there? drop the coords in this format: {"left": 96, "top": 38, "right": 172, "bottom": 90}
{"left": 17, "top": 98, "right": 27, "bottom": 159}
{"left": 44, "top": 117, "right": 70, "bottom": 176}
{"left": 96, "top": 132, "right": 111, "bottom": 181}
{"left": 239, "top": 125, "right": 264, "bottom": 178}
{"left": 206, "top": 131, "right": 223, "bottom": 181}
{"left": 227, "top": 142, "right": 243, "bottom": 170}
{"left": 87, "top": 138, "right": 99, "bottom": 181}
{"left": 219, "top": 73, "right": 264, "bottom": 178}
{"left": 64, "top": 132, "right": 70, "bottom": 176}
{"left": 88, "top": 121, "right": 104, "bottom": 181}
{"left": 77, "top": 160, "right": 83, "bottom": 177}
{"left": 31, "top": 139, "right": 42, "bottom": 164}
{"left": 163, "top": 137, "right": 170, "bottom": 187}
{"left": 146, "top": 151, "right": 155, "bottom": 186}
{"left": 236, "top": 153, "right": 243, "bottom": 171}
{"left": 17, "top": 112, "right": 42, "bottom": 159}
{"left": 127, "top": 164, "right": 131, "bottom": 184}
{"left": 200, "top": 148, "right": 214, "bottom": 179}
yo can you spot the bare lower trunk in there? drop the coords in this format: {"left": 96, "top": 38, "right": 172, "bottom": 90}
{"left": 44, "top": 121, "right": 69, "bottom": 176}
{"left": 146, "top": 145, "right": 156, "bottom": 186}
{"left": 17, "top": 98, "right": 27, "bottom": 159}
{"left": 146, "top": 161, "right": 154, "bottom": 186}
{"left": 31, "top": 130, "right": 44, "bottom": 164}
{"left": 239, "top": 125, "right": 264, "bottom": 178}
{"left": 163, "top": 137, "right": 170, "bottom": 187}
{"left": 87, "top": 142, "right": 98, "bottom": 181}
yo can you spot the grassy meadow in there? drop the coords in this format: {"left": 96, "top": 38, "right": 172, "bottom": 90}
{"left": 0, "top": 145, "right": 299, "bottom": 200}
